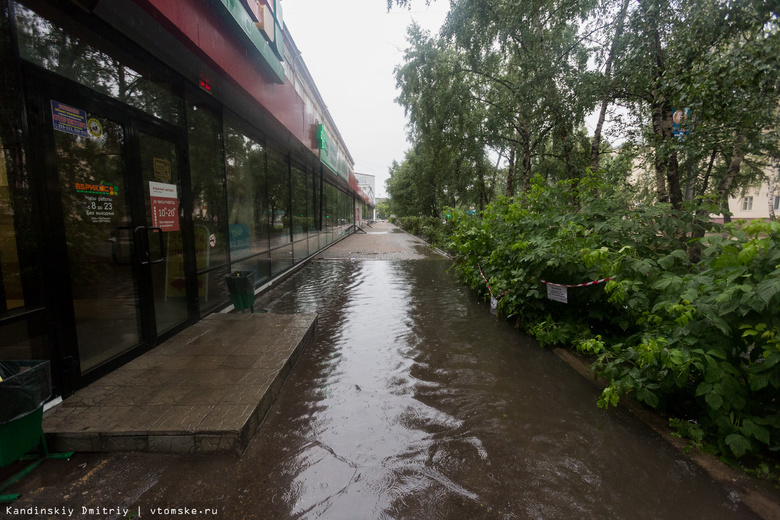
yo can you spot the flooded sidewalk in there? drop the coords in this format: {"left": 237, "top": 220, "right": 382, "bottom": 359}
{"left": 3, "top": 223, "right": 778, "bottom": 519}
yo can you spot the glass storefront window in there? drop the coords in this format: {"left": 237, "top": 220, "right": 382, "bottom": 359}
{"left": 268, "top": 147, "right": 292, "bottom": 273}
{"left": 291, "top": 164, "right": 309, "bottom": 243}
{"left": 14, "top": 3, "right": 182, "bottom": 125}
{"left": 188, "top": 103, "right": 228, "bottom": 260}
{"left": 324, "top": 182, "right": 336, "bottom": 245}
{"left": 312, "top": 169, "right": 321, "bottom": 235}
{"left": 1, "top": 2, "right": 40, "bottom": 319}
{"left": 291, "top": 164, "right": 311, "bottom": 264}
{"left": 199, "top": 266, "right": 231, "bottom": 316}
{"left": 188, "top": 102, "right": 229, "bottom": 314}
{"left": 224, "top": 119, "right": 270, "bottom": 282}
{"left": 0, "top": 136, "right": 23, "bottom": 313}
{"left": 1, "top": 1, "right": 47, "bottom": 362}
{"left": 267, "top": 147, "right": 291, "bottom": 249}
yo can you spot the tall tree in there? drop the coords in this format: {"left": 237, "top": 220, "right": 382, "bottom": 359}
{"left": 443, "top": 0, "right": 596, "bottom": 194}
{"left": 589, "top": 0, "right": 630, "bottom": 172}
{"left": 610, "top": 0, "right": 780, "bottom": 209}
{"left": 391, "top": 0, "right": 780, "bottom": 219}
{"left": 394, "top": 24, "right": 498, "bottom": 214}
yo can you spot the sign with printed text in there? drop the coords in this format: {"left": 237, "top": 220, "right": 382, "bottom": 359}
{"left": 149, "top": 181, "right": 179, "bottom": 232}
{"left": 51, "top": 101, "right": 89, "bottom": 138}
{"left": 672, "top": 107, "right": 691, "bottom": 137}
{"left": 153, "top": 158, "right": 172, "bottom": 181}
{"left": 76, "top": 180, "right": 119, "bottom": 224}
{"left": 546, "top": 284, "right": 568, "bottom": 304}
{"left": 316, "top": 124, "right": 349, "bottom": 181}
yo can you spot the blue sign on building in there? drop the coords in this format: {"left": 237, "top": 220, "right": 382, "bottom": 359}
{"left": 51, "top": 101, "right": 89, "bottom": 138}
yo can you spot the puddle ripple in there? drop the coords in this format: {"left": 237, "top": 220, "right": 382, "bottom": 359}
{"left": 250, "top": 260, "right": 759, "bottom": 519}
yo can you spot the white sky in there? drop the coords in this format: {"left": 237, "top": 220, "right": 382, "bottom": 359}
{"left": 282, "top": 0, "right": 450, "bottom": 198}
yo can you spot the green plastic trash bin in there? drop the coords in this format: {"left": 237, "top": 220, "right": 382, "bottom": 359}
{"left": 0, "top": 361, "right": 51, "bottom": 467}
{"left": 225, "top": 270, "right": 255, "bottom": 313}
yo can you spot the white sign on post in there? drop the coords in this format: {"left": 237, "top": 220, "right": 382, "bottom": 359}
{"left": 546, "top": 284, "right": 568, "bottom": 304}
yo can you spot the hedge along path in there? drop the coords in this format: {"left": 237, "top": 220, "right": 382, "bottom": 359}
{"left": 478, "top": 262, "right": 614, "bottom": 308}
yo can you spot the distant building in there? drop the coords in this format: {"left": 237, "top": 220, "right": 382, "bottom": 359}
{"left": 629, "top": 148, "right": 779, "bottom": 223}
{"left": 710, "top": 171, "right": 779, "bottom": 223}
{"left": 355, "top": 173, "right": 376, "bottom": 220}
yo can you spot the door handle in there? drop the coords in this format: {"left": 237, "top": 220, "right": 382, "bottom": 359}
{"left": 135, "top": 226, "right": 165, "bottom": 265}
{"left": 148, "top": 227, "right": 165, "bottom": 264}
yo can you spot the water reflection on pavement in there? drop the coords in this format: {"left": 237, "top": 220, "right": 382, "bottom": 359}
{"left": 6, "top": 247, "right": 760, "bottom": 519}
{"left": 241, "top": 258, "right": 756, "bottom": 519}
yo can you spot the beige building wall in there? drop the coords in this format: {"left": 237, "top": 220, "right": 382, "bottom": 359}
{"left": 712, "top": 174, "right": 779, "bottom": 223}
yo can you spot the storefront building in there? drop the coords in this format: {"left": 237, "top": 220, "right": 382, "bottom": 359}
{"left": 0, "top": 0, "right": 371, "bottom": 397}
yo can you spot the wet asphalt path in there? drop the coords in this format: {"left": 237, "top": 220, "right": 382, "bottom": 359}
{"left": 3, "top": 223, "right": 765, "bottom": 519}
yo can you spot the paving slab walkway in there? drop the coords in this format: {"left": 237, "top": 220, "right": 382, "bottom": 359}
{"left": 315, "top": 221, "right": 439, "bottom": 260}
{"left": 42, "top": 312, "right": 316, "bottom": 456}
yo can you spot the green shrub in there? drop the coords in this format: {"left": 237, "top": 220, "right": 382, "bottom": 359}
{"left": 398, "top": 216, "right": 424, "bottom": 235}
{"left": 448, "top": 172, "right": 780, "bottom": 470}
{"left": 397, "top": 215, "right": 456, "bottom": 249}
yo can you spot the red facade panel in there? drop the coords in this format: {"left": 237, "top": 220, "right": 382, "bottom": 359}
{"left": 136, "top": 0, "right": 316, "bottom": 153}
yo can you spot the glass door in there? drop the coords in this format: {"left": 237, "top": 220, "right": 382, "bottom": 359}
{"left": 28, "top": 73, "right": 194, "bottom": 383}
{"left": 137, "top": 130, "right": 189, "bottom": 336}
{"left": 50, "top": 102, "right": 143, "bottom": 372}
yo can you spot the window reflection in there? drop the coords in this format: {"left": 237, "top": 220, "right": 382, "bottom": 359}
{"left": 0, "top": 134, "right": 23, "bottom": 312}
{"left": 14, "top": 3, "right": 181, "bottom": 125}
{"left": 291, "top": 165, "right": 309, "bottom": 242}
{"left": 1, "top": 3, "right": 35, "bottom": 316}
{"left": 267, "top": 147, "right": 291, "bottom": 249}
{"left": 224, "top": 119, "right": 271, "bottom": 282}
{"left": 188, "top": 102, "right": 230, "bottom": 313}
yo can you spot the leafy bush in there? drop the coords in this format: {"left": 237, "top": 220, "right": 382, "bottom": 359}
{"left": 398, "top": 216, "right": 454, "bottom": 248}
{"left": 448, "top": 173, "right": 780, "bottom": 470}
{"left": 398, "top": 216, "right": 425, "bottom": 235}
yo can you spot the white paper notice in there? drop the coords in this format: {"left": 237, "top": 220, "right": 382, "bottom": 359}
{"left": 546, "top": 284, "right": 568, "bottom": 303}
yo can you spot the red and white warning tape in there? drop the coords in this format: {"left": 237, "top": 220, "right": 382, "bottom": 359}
{"left": 540, "top": 277, "right": 614, "bottom": 288}
{"left": 478, "top": 264, "right": 510, "bottom": 300}
{"left": 478, "top": 263, "right": 614, "bottom": 298}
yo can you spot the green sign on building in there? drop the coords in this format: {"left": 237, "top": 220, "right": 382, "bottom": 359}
{"left": 212, "top": 0, "right": 285, "bottom": 84}
{"left": 316, "top": 124, "right": 349, "bottom": 180}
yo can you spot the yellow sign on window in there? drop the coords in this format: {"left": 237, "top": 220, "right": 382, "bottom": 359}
{"left": 153, "top": 158, "right": 171, "bottom": 181}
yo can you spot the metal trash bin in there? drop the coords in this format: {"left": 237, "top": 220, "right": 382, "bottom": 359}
{"left": 225, "top": 270, "right": 255, "bottom": 313}
{"left": 0, "top": 361, "right": 51, "bottom": 468}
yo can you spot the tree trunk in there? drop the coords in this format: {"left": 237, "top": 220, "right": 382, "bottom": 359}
{"left": 716, "top": 133, "right": 746, "bottom": 207}
{"left": 506, "top": 144, "right": 517, "bottom": 197}
{"left": 723, "top": 198, "right": 732, "bottom": 224}
{"left": 666, "top": 148, "right": 683, "bottom": 207}
{"left": 478, "top": 162, "right": 487, "bottom": 213}
{"left": 700, "top": 148, "right": 717, "bottom": 196}
{"left": 522, "top": 145, "right": 532, "bottom": 194}
{"left": 767, "top": 162, "right": 777, "bottom": 222}
{"left": 643, "top": 0, "right": 683, "bottom": 208}
{"left": 649, "top": 91, "right": 683, "bottom": 207}
{"left": 521, "top": 120, "right": 533, "bottom": 193}
{"left": 557, "top": 117, "right": 574, "bottom": 180}
{"left": 590, "top": 0, "right": 630, "bottom": 172}
{"left": 687, "top": 149, "right": 719, "bottom": 263}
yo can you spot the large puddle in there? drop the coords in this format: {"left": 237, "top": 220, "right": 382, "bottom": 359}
{"left": 245, "top": 259, "right": 756, "bottom": 519}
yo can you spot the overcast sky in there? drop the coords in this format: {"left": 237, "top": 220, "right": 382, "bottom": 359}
{"left": 282, "top": 0, "right": 450, "bottom": 198}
